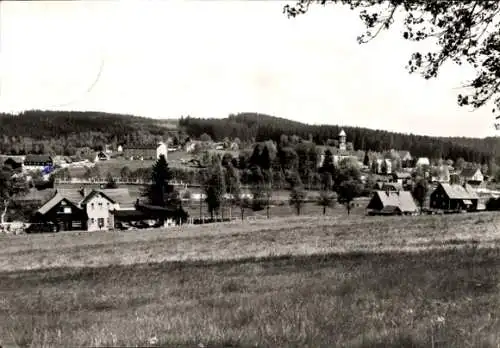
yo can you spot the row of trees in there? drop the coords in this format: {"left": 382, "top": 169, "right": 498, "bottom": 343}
{"left": 140, "top": 152, "right": 365, "bottom": 221}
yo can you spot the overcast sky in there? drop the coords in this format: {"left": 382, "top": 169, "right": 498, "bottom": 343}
{"left": 0, "top": 1, "right": 496, "bottom": 138}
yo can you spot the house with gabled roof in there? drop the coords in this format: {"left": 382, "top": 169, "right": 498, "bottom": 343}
{"left": 31, "top": 187, "right": 135, "bottom": 231}
{"left": 459, "top": 167, "right": 484, "bottom": 185}
{"left": 366, "top": 190, "right": 418, "bottom": 215}
{"left": 429, "top": 182, "right": 479, "bottom": 212}
{"left": 392, "top": 171, "right": 412, "bottom": 185}
{"left": 23, "top": 155, "right": 53, "bottom": 173}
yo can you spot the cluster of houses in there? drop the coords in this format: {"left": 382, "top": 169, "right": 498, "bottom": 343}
{"left": 364, "top": 166, "right": 488, "bottom": 215}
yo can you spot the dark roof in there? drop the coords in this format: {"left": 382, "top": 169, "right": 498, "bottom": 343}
{"left": 37, "top": 194, "right": 81, "bottom": 215}
{"left": 111, "top": 209, "right": 149, "bottom": 219}
{"left": 56, "top": 188, "right": 134, "bottom": 208}
{"left": 382, "top": 182, "right": 403, "bottom": 191}
{"left": 24, "top": 155, "right": 53, "bottom": 163}
{"left": 80, "top": 190, "right": 116, "bottom": 205}
{"left": 460, "top": 167, "right": 481, "bottom": 178}
{"left": 136, "top": 203, "right": 178, "bottom": 213}
{"left": 124, "top": 144, "right": 158, "bottom": 150}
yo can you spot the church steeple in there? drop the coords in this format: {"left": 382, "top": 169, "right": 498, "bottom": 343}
{"left": 339, "top": 129, "right": 346, "bottom": 151}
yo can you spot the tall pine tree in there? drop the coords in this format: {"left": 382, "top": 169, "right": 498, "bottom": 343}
{"left": 143, "top": 155, "right": 172, "bottom": 207}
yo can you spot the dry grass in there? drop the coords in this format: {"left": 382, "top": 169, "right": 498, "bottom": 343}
{"left": 1, "top": 212, "right": 499, "bottom": 272}
{"left": 1, "top": 213, "right": 500, "bottom": 347}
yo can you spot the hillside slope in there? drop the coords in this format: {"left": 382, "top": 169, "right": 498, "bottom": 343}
{"left": 179, "top": 112, "right": 497, "bottom": 163}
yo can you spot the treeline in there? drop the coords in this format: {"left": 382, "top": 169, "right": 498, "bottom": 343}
{"left": 0, "top": 110, "right": 177, "bottom": 156}
{"left": 179, "top": 113, "right": 497, "bottom": 164}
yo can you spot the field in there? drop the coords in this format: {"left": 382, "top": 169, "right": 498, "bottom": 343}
{"left": 1, "top": 212, "right": 500, "bottom": 347}
{"left": 67, "top": 151, "right": 194, "bottom": 178}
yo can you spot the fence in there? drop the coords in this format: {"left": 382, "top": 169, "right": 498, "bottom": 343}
{"left": 54, "top": 178, "right": 188, "bottom": 188}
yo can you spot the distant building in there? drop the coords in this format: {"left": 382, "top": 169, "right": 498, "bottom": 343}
{"left": 459, "top": 167, "right": 484, "bottom": 185}
{"left": 398, "top": 151, "right": 413, "bottom": 167}
{"left": 95, "top": 151, "right": 110, "bottom": 162}
{"left": 415, "top": 157, "right": 430, "bottom": 167}
{"left": 375, "top": 158, "right": 392, "bottom": 174}
{"left": 117, "top": 145, "right": 123, "bottom": 153}
{"left": 23, "top": 155, "right": 53, "bottom": 172}
{"left": 391, "top": 172, "right": 412, "bottom": 185}
{"left": 381, "top": 182, "right": 403, "bottom": 192}
{"left": 339, "top": 129, "right": 347, "bottom": 152}
{"left": 156, "top": 142, "right": 168, "bottom": 159}
{"left": 123, "top": 142, "right": 168, "bottom": 160}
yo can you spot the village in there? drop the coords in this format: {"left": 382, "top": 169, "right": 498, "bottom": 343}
{"left": 0, "top": 128, "right": 496, "bottom": 235}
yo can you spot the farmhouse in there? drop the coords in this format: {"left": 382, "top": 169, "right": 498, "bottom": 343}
{"left": 391, "top": 171, "right": 412, "bottom": 185}
{"left": 123, "top": 142, "right": 168, "bottom": 160}
{"left": 459, "top": 167, "right": 484, "bottom": 186}
{"left": 23, "top": 155, "right": 53, "bottom": 172}
{"left": 366, "top": 190, "right": 418, "bottom": 215}
{"left": 32, "top": 188, "right": 134, "bottom": 232}
{"left": 399, "top": 151, "right": 413, "bottom": 167}
{"left": 429, "top": 183, "right": 479, "bottom": 212}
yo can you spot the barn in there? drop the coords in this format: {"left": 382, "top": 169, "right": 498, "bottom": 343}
{"left": 366, "top": 190, "right": 418, "bottom": 216}
{"left": 429, "top": 183, "right": 479, "bottom": 212}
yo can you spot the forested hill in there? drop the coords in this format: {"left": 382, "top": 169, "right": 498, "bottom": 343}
{"left": 0, "top": 110, "right": 178, "bottom": 156}
{"left": 179, "top": 113, "right": 499, "bottom": 163}
{"left": 0, "top": 110, "right": 169, "bottom": 139}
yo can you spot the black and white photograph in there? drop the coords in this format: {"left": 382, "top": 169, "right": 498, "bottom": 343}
{"left": 1, "top": 0, "right": 500, "bottom": 347}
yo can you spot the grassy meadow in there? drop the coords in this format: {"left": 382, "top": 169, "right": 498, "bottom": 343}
{"left": 1, "top": 212, "right": 500, "bottom": 347}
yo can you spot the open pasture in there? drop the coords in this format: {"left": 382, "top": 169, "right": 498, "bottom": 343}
{"left": 1, "top": 213, "right": 500, "bottom": 347}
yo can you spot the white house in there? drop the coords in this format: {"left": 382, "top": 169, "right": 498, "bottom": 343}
{"left": 416, "top": 157, "right": 430, "bottom": 167}
{"left": 117, "top": 145, "right": 123, "bottom": 153}
{"left": 80, "top": 190, "right": 116, "bottom": 231}
{"left": 156, "top": 142, "right": 168, "bottom": 159}
{"left": 376, "top": 158, "right": 392, "bottom": 174}
{"left": 459, "top": 167, "right": 484, "bottom": 184}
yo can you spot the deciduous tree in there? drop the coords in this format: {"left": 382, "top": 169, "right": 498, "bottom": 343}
{"left": 0, "top": 165, "right": 29, "bottom": 224}
{"left": 412, "top": 177, "right": 428, "bottom": 213}
{"left": 337, "top": 179, "right": 363, "bottom": 215}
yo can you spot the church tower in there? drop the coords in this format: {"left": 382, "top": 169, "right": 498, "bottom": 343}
{"left": 339, "top": 129, "right": 346, "bottom": 152}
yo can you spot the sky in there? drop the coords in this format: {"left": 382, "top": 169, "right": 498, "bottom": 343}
{"left": 0, "top": 0, "right": 497, "bottom": 138}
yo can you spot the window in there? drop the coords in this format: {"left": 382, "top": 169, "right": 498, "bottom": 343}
{"left": 91, "top": 218, "right": 95, "bottom": 224}
{"left": 98, "top": 218, "right": 105, "bottom": 227}
{"left": 91, "top": 203, "right": 94, "bottom": 210}
{"left": 98, "top": 202, "right": 103, "bottom": 208}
